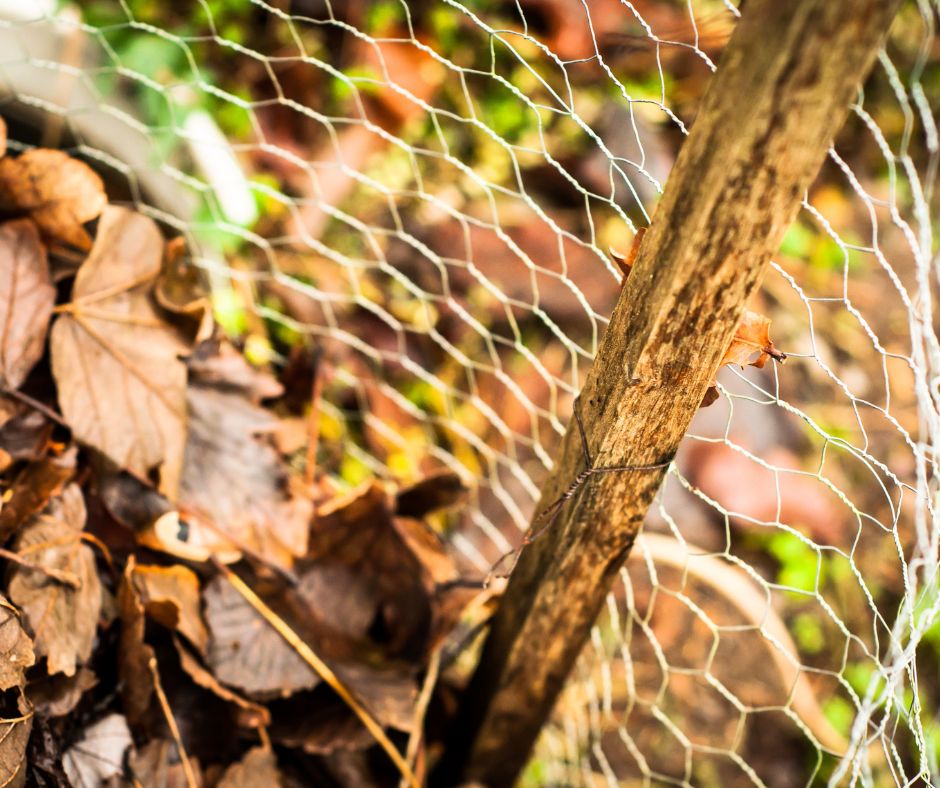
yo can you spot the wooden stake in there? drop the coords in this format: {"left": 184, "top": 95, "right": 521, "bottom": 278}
{"left": 434, "top": 0, "right": 902, "bottom": 783}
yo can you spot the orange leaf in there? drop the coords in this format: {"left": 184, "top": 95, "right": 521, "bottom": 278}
{"left": 720, "top": 309, "right": 786, "bottom": 370}
{"left": 612, "top": 227, "right": 646, "bottom": 286}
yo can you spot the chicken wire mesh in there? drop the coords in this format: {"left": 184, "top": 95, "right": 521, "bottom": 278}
{"left": 1, "top": 0, "right": 938, "bottom": 784}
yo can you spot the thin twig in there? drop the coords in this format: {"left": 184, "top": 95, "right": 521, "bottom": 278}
{"left": 214, "top": 560, "right": 419, "bottom": 788}
{"left": 0, "top": 547, "right": 80, "bottom": 588}
{"left": 1, "top": 387, "right": 68, "bottom": 428}
{"left": 147, "top": 656, "right": 198, "bottom": 788}
{"left": 400, "top": 647, "right": 441, "bottom": 788}
{"left": 305, "top": 346, "right": 324, "bottom": 489}
{"left": 484, "top": 399, "right": 673, "bottom": 586}
{"left": 187, "top": 511, "right": 298, "bottom": 586}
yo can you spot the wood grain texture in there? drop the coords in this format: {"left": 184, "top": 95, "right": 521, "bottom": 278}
{"left": 435, "top": 0, "right": 902, "bottom": 784}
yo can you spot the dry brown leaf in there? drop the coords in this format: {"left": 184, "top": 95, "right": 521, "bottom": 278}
{"left": 312, "top": 481, "right": 460, "bottom": 659}
{"left": 720, "top": 309, "right": 786, "bottom": 370}
{"left": 701, "top": 309, "right": 786, "bottom": 407}
{"left": 0, "top": 692, "right": 31, "bottom": 786}
{"left": 611, "top": 227, "right": 646, "bottom": 285}
{"left": 0, "top": 149, "right": 106, "bottom": 251}
{"left": 62, "top": 713, "right": 133, "bottom": 787}
{"left": 0, "top": 447, "right": 75, "bottom": 544}
{"left": 173, "top": 636, "right": 269, "bottom": 728}
{"left": 0, "top": 117, "right": 6, "bottom": 158}
{"left": 117, "top": 557, "right": 156, "bottom": 724}
{"left": 0, "top": 397, "right": 54, "bottom": 467}
{"left": 133, "top": 564, "right": 209, "bottom": 655}
{"left": 155, "top": 236, "right": 212, "bottom": 341}
{"left": 203, "top": 573, "right": 319, "bottom": 697}
{"left": 8, "top": 484, "right": 101, "bottom": 676}
{"left": 175, "top": 341, "right": 309, "bottom": 570}
{"left": 186, "top": 339, "right": 283, "bottom": 401}
{"left": 0, "top": 598, "right": 33, "bottom": 691}
{"left": 217, "top": 746, "right": 281, "bottom": 788}
{"left": 0, "top": 219, "right": 54, "bottom": 390}
{"left": 129, "top": 738, "right": 203, "bottom": 788}
{"left": 27, "top": 667, "right": 96, "bottom": 718}
{"left": 395, "top": 471, "right": 467, "bottom": 519}
{"left": 49, "top": 206, "right": 189, "bottom": 498}
{"left": 266, "top": 671, "right": 416, "bottom": 755}
{"left": 267, "top": 692, "right": 374, "bottom": 755}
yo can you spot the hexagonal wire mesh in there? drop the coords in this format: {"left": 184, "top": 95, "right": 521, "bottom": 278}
{"left": 1, "top": 0, "right": 938, "bottom": 784}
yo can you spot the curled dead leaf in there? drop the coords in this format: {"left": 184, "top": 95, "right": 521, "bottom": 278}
{"left": 702, "top": 308, "right": 786, "bottom": 407}
{"left": 49, "top": 206, "right": 189, "bottom": 498}
{"left": 132, "top": 563, "right": 208, "bottom": 655}
{"left": 8, "top": 484, "right": 101, "bottom": 677}
{"left": 396, "top": 471, "right": 467, "bottom": 519}
{"left": 721, "top": 309, "right": 786, "bottom": 370}
{"left": 129, "top": 738, "right": 202, "bottom": 788}
{"left": 117, "top": 557, "right": 156, "bottom": 725}
{"left": 155, "top": 236, "right": 212, "bottom": 340}
{"left": 611, "top": 227, "right": 646, "bottom": 285}
{"left": 0, "top": 149, "right": 106, "bottom": 251}
{"left": 0, "top": 219, "right": 54, "bottom": 390}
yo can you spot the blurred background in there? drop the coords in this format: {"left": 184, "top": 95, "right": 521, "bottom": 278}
{"left": 1, "top": 0, "right": 938, "bottom": 784}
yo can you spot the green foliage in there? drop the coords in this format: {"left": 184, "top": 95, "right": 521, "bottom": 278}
{"left": 364, "top": 0, "right": 408, "bottom": 35}
{"left": 766, "top": 531, "right": 824, "bottom": 594}
{"left": 792, "top": 611, "right": 825, "bottom": 654}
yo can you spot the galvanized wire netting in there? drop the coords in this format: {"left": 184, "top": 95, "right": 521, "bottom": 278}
{"left": 2, "top": 0, "right": 939, "bottom": 784}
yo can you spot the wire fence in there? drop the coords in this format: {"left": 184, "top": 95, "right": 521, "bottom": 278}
{"left": 1, "top": 0, "right": 938, "bottom": 784}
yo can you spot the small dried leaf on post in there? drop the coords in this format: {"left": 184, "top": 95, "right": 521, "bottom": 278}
{"left": 0, "top": 149, "right": 107, "bottom": 251}
{"left": 702, "top": 308, "right": 787, "bottom": 407}
{"left": 611, "top": 227, "right": 646, "bottom": 285}
{"left": 49, "top": 206, "right": 189, "bottom": 499}
{"left": 8, "top": 484, "right": 101, "bottom": 677}
{"left": 0, "top": 219, "right": 54, "bottom": 390}
{"left": 720, "top": 308, "right": 787, "bottom": 369}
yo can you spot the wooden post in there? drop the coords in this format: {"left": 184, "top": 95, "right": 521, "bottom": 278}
{"left": 434, "top": 0, "right": 901, "bottom": 784}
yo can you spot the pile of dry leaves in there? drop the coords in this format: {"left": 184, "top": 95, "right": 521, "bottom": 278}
{"left": 0, "top": 117, "right": 475, "bottom": 786}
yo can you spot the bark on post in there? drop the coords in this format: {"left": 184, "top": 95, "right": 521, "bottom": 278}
{"left": 435, "top": 0, "right": 901, "bottom": 784}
